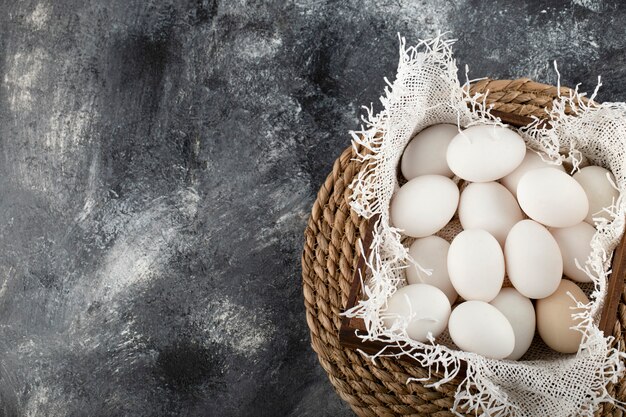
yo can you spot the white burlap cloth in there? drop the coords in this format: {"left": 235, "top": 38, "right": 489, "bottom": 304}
{"left": 345, "top": 35, "right": 626, "bottom": 416}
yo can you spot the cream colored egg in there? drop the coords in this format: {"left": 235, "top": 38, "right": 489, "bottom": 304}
{"left": 446, "top": 124, "right": 526, "bottom": 182}
{"left": 517, "top": 168, "right": 589, "bottom": 228}
{"left": 458, "top": 182, "right": 524, "bottom": 246}
{"left": 406, "top": 236, "right": 458, "bottom": 304}
{"left": 390, "top": 175, "right": 459, "bottom": 238}
{"left": 401, "top": 124, "right": 458, "bottom": 180}
{"left": 490, "top": 288, "right": 536, "bottom": 360}
{"left": 536, "top": 279, "right": 589, "bottom": 353}
{"left": 550, "top": 222, "right": 595, "bottom": 283}
{"left": 448, "top": 229, "right": 505, "bottom": 302}
{"left": 505, "top": 220, "right": 563, "bottom": 299}
{"left": 573, "top": 166, "right": 620, "bottom": 225}
{"left": 501, "top": 151, "right": 566, "bottom": 197}
{"left": 448, "top": 300, "right": 515, "bottom": 359}
{"left": 382, "top": 284, "right": 451, "bottom": 342}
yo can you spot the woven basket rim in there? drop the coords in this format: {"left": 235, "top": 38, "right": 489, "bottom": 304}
{"left": 301, "top": 77, "right": 625, "bottom": 416}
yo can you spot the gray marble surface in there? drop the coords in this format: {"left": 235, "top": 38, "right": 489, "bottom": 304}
{"left": 0, "top": 0, "right": 624, "bottom": 416}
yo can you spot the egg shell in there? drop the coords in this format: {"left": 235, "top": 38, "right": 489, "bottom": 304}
{"left": 406, "top": 236, "right": 458, "bottom": 304}
{"left": 458, "top": 182, "right": 524, "bottom": 246}
{"left": 573, "top": 166, "right": 620, "bottom": 225}
{"left": 517, "top": 167, "right": 589, "bottom": 228}
{"left": 536, "top": 279, "right": 589, "bottom": 353}
{"left": 550, "top": 222, "right": 595, "bottom": 283}
{"left": 505, "top": 220, "right": 563, "bottom": 299}
{"left": 390, "top": 175, "right": 459, "bottom": 238}
{"left": 382, "top": 284, "right": 451, "bottom": 342}
{"left": 490, "top": 288, "right": 536, "bottom": 360}
{"left": 446, "top": 124, "right": 526, "bottom": 182}
{"left": 447, "top": 229, "right": 505, "bottom": 302}
{"left": 401, "top": 124, "right": 458, "bottom": 180}
{"left": 501, "top": 151, "right": 566, "bottom": 197}
{"left": 448, "top": 300, "right": 515, "bottom": 359}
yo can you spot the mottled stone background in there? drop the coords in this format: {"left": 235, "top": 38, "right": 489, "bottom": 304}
{"left": 0, "top": 0, "right": 624, "bottom": 416}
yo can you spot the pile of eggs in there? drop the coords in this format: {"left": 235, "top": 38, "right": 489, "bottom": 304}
{"left": 385, "top": 124, "right": 619, "bottom": 360}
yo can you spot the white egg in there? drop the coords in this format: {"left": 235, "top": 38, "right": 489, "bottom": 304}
{"left": 401, "top": 124, "right": 458, "bottom": 180}
{"left": 458, "top": 182, "right": 524, "bottom": 246}
{"left": 448, "top": 300, "right": 515, "bottom": 359}
{"left": 382, "top": 284, "right": 451, "bottom": 342}
{"left": 447, "top": 229, "right": 505, "bottom": 302}
{"left": 517, "top": 168, "right": 589, "bottom": 228}
{"left": 505, "top": 220, "right": 563, "bottom": 299}
{"left": 446, "top": 124, "right": 526, "bottom": 182}
{"left": 573, "top": 166, "right": 620, "bottom": 225}
{"left": 490, "top": 288, "right": 536, "bottom": 360}
{"left": 501, "top": 151, "right": 566, "bottom": 197}
{"left": 550, "top": 222, "right": 596, "bottom": 283}
{"left": 390, "top": 175, "right": 459, "bottom": 238}
{"left": 406, "top": 236, "right": 457, "bottom": 304}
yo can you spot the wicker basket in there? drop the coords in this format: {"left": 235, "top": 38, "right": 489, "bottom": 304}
{"left": 301, "top": 78, "right": 626, "bottom": 416}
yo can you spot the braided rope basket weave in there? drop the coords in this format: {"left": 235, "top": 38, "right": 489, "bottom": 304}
{"left": 301, "top": 78, "right": 626, "bottom": 417}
